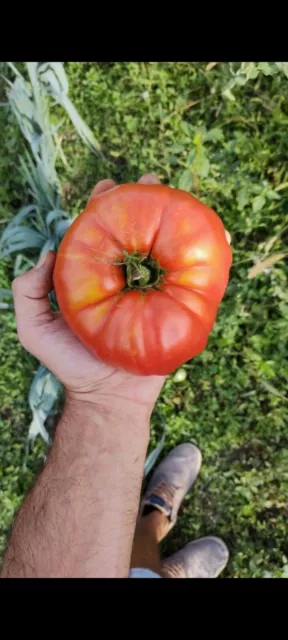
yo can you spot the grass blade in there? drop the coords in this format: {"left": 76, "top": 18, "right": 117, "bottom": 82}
{"left": 248, "top": 253, "right": 286, "bottom": 279}
{"left": 144, "top": 416, "right": 166, "bottom": 477}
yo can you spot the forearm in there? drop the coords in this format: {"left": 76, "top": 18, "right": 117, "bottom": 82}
{"left": 1, "top": 397, "right": 149, "bottom": 578}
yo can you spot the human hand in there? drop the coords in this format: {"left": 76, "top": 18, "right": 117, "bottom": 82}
{"left": 12, "top": 174, "right": 165, "bottom": 423}
{"left": 12, "top": 173, "right": 231, "bottom": 423}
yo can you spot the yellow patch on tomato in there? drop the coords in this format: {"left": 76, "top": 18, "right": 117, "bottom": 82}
{"left": 67, "top": 274, "right": 105, "bottom": 312}
{"left": 76, "top": 227, "right": 103, "bottom": 246}
{"left": 179, "top": 267, "right": 212, "bottom": 289}
{"left": 180, "top": 219, "right": 194, "bottom": 234}
{"left": 77, "top": 297, "right": 117, "bottom": 335}
{"left": 183, "top": 245, "right": 210, "bottom": 266}
{"left": 110, "top": 202, "right": 128, "bottom": 227}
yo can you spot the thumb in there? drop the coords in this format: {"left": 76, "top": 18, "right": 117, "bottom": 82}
{"left": 12, "top": 251, "right": 56, "bottom": 353}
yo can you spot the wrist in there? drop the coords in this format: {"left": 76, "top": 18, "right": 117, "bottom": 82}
{"left": 58, "top": 392, "right": 150, "bottom": 450}
{"left": 65, "top": 389, "right": 151, "bottom": 433}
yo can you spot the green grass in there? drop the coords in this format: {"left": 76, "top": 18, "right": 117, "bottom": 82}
{"left": 1, "top": 62, "right": 288, "bottom": 576}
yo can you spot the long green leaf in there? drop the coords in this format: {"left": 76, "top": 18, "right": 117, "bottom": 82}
{"left": 38, "top": 62, "right": 102, "bottom": 155}
{"left": 1, "top": 227, "right": 46, "bottom": 244}
{"left": 0, "top": 288, "right": 12, "bottom": 299}
{"left": 46, "top": 209, "right": 69, "bottom": 227}
{"left": 20, "top": 152, "right": 58, "bottom": 211}
{"left": 60, "top": 94, "right": 102, "bottom": 154}
{"left": 0, "top": 227, "right": 46, "bottom": 257}
{"left": 261, "top": 380, "right": 288, "bottom": 402}
{"left": 40, "top": 62, "right": 69, "bottom": 95}
{"left": 7, "top": 61, "right": 22, "bottom": 78}
{"left": 13, "top": 254, "right": 36, "bottom": 276}
{"left": 27, "top": 365, "right": 63, "bottom": 447}
{"left": 144, "top": 416, "right": 166, "bottom": 477}
{"left": 0, "top": 206, "right": 37, "bottom": 242}
{"left": 39, "top": 237, "right": 56, "bottom": 256}
{"left": 6, "top": 63, "right": 59, "bottom": 188}
{"left": 55, "top": 219, "right": 72, "bottom": 238}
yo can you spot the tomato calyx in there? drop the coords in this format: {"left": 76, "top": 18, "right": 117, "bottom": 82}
{"left": 119, "top": 250, "right": 166, "bottom": 290}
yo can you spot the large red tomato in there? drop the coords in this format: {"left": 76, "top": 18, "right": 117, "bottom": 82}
{"left": 53, "top": 184, "right": 232, "bottom": 375}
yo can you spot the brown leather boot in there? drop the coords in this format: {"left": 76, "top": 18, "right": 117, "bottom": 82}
{"left": 140, "top": 443, "right": 202, "bottom": 539}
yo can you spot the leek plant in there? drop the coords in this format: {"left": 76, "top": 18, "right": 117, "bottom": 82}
{"left": 0, "top": 62, "right": 100, "bottom": 447}
{"left": 0, "top": 62, "right": 165, "bottom": 469}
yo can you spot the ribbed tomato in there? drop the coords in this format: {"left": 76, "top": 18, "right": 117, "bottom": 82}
{"left": 53, "top": 184, "right": 232, "bottom": 375}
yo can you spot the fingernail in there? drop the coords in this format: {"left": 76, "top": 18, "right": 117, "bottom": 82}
{"left": 35, "top": 252, "right": 48, "bottom": 269}
{"left": 138, "top": 174, "right": 161, "bottom": 185}
{"left": 225, "top": 230, "right": 231, "bottom": 245}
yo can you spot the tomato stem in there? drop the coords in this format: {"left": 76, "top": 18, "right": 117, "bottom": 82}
{"left": 122, "top": 250, "right": 165, "bottom": 290}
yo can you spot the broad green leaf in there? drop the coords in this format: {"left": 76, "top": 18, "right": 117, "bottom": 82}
{"left": 195, "top": 149, "right": 210, "bottom": 178}
{"left": 203, "top": 127, "right": 224, "bottom": 143}
{"left": 252, "top": 195, "right": 266, "bottom": 213}
{"left": 225, "top": 78, "right": 238, "bottom": 91}
{"left": 187, "top": 150, "right": 196, "bottom": 165}
{"left": 237, "top": 187, "right": 250, "bottom": 210}
{"left": 265, "top": 189, "right": 281, "bottom": 201}
{"left": 234, "top": 76, "right": 247, "bottom": 87}
{"left": 240, "top": 503, "right": 254, "bottom": 517}
{"left": 180, "top": 121, "right": 192, "bottom": 137}
{"left": 193, "top": 130, "right": 202, "bottom": 146}
{"left": 178, "top": 169, "right": 193, "bottom": 192}
{"left": 257, "top": 62, "right": 274, "bottom": 76}
{"left": 275, "top": 62, "right": 288, "bottom": 78}
{"left": 169, "top": 142, "right": 185, "bottom": 154}
{"left": 245, "top": 63, "right": 259, "bottom": 80}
